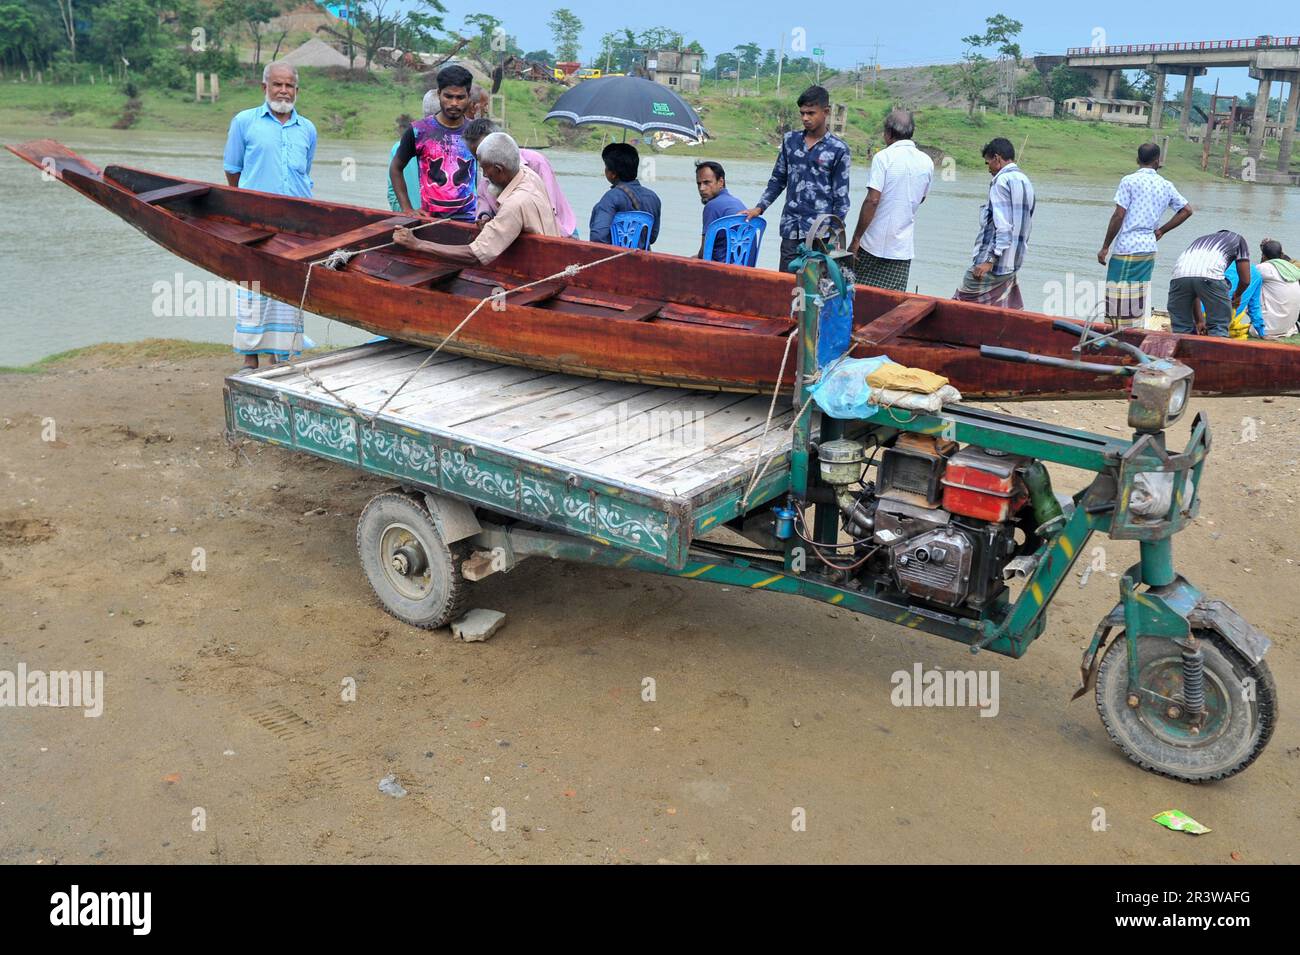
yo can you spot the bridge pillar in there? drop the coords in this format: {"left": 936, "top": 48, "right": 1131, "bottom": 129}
{"left": 1279, "top": 78, "right": 1300, "bottom": 173}
{"left": 1249, "top": 72, "right": 1273, "bottom": 159}
{"left": 1149, "top": 69, "right": 1166, "bottom": 129}
{"left": 1179, "top": 72, "right": 1196, "bottom": 133}
{"left": 1103, "top": 69, "right": 1121, "bottom": 98}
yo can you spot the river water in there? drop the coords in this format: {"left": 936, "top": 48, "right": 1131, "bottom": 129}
{"left": 2, "top": 124, "right": 1297, "bottom": 366}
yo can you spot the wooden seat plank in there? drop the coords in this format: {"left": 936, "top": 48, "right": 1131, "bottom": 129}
{"left": 656, "top": 304, "right": 794, "bottom": 335}
{"left": 136, "top": 182, "right": 210, "bottom": 205}
{"left": 182, "top": 216, "right": 275, "bottom": 245}
{"left": 856, "top": 299, "right": 937, "bottom": 346}
{"left": 505, "top": 280, "right": 567, "bottom": 308}
{"left": 282, "top": 216, "right": 418, "bottom": 262}
{"left": 348, "top": 252, "right": 463, "bottom": 287}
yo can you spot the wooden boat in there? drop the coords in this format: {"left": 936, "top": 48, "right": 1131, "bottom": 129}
{"left": 10, "top": 138, "right": 1300, "bottom": 400}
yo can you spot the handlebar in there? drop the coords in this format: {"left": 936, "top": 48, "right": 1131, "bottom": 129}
{"left": 978, "top": 320, "right": 1160, "bottom": 376}
{"left": 978, "top": 345, "right": 1134, "bottom": 376}
{"left": 1051, "top": 320, "right": 1153, "bottom": 365}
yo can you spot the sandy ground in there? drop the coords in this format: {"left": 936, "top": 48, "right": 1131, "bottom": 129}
{"left": 1, "top": 350, "right": 1297, "bottom": 864}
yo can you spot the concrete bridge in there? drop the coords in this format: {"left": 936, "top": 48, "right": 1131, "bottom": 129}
{"left": 1062, "top": 35, "right": 1300, "bottom": 172}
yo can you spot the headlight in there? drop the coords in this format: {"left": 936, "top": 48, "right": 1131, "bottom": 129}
{"left": 1128, "top": 361, "right": 1194, "bottom": 433}
{"left": 1167, "top": 377, "right": 1191, "bottom": 418}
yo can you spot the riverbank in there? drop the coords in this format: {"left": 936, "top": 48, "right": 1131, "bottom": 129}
{"left": 2, "top": 339, "right": 1297, "bottom": 863}
{"left": 2, "top": 67, "right": 1293, "bottom": 182}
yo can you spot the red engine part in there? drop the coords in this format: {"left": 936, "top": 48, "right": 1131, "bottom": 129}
{"left": 941, "top": 447, "right": 1028, "bottom": 523}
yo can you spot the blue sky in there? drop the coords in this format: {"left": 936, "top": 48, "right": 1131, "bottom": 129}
{"left": 435, "top": 1, "right": 1285, "bottom": 96}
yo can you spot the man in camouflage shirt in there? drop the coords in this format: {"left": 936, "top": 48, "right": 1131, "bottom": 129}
{"left": 745, "top": 85, "right": 851, "bottom": 273}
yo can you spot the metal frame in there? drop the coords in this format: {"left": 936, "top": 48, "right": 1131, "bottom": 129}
{"left": 223, "top": 239, "right": 1272, "bottom": 766}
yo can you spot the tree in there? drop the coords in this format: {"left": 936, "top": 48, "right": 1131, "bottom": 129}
{"left": 399, "top": 2, "right": 443, "bottom": 50}
{"left": 1120, "top": 71, "right": 1152, "bottom": 102}
{"left": 761, "top": 48, "right": 777, "bottom": 76}
{"left": 734, "top": 41, "right": 760, "bottom": 75}
{"left": 315, "top": 0, "right": 360, "bottom": 67}
{"left": 637, "top": 26, "right": 681, "bottom": 50}
{"left": 0, "top": 1, "right": 43, "bottom": 71}
{"left": 963, "top": 13, "right": 1023, "bottom": 62}
{"left": 547, "top": 8, "right": 582, "bottom": 62}
{"left": 937, "top": 51, "right": 996, "bottom": 117}
{"left": 216, "top": 0, "right": 278, "bottom": 71}
{"left": 55, "top": 0, "right": 76, "bottom": 60}
{"left": 320, "top": 0, "right": 444, "bottom": 71}
{"left": 1045, "top": 64, "right": 1093, "bottom": 103}
{"left": 597, "top": 30, "right": 619, "bottom": 71}
{"left": 523, "top": 48, "right": 553, "bottom": 65}
{"left": 89, "top": 0, "right": 166, "bottom": 71}
{"left": 464, "top": 12, "right": 500, "bottom": 54}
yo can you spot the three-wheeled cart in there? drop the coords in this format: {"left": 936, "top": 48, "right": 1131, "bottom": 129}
{"left": 224, "top": 242, "right": 1276, "bottom": 782}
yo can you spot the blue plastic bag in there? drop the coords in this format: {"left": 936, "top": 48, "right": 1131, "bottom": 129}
{"left": 809, "top": 355, "right": 895, "bottom": 419}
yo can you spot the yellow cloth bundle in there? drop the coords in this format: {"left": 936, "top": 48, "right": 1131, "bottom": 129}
{"left": 866, "top": 364, "right": 950, "bottom": 394}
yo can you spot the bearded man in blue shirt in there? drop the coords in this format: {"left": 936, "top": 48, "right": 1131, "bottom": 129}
{"left": 223, "top": 61, "right": 318, "bottom": 369}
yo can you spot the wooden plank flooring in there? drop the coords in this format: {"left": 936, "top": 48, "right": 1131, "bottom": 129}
{"left": 257, "top": 343, "right": 796, "bottom": 501}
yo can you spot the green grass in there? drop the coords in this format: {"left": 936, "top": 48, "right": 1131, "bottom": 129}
{"left": 2, "top": 65, "right": 1293, "bottom": 182}
{"left": 0, "top": 337, "right": 349, "bottom": 373}
{"left": 0, "top": 338, "right": 234, "bottom": 374}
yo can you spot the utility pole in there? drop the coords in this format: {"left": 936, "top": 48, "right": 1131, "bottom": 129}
{"left": 776, "top": 32, "right": 783, "bottom": 94}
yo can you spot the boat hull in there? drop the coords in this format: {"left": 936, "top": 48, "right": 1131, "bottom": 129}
{"left": 9, "top": 138, "right": 1300, "bottom": 400}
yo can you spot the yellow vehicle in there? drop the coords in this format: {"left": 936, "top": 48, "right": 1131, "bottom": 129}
{"left": 576, "top": 68, "right": 603, "bottom": 80}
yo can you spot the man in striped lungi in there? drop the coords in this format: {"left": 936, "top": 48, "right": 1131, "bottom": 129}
{"left": 1097, "top": 143, "right": 1193, "bottom": 330}
{"left": 953, "top": 139, "right": 1035, "bottom": 309}
{"left": 222, "top": 61, "right": 318, "bottom": 368}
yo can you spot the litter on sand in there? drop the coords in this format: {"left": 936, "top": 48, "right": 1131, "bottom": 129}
{"left": 1152, "top": 809, "right": 1210, "bottom": 835}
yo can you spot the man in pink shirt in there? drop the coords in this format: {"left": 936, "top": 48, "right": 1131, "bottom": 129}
{"left": 463, "top": 118, "right": 578, "bottom": 238}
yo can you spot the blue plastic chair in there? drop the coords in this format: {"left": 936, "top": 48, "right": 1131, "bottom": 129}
{"left": 702, "top": 213, "right": 766, "bottom": 267}
{"left": 610, "top": 210, "right": 654, "bottom": 250}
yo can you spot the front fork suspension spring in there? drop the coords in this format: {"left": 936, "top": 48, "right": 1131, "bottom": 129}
{"left": 1181, "top": 636, "right": 1206, "bottom": 716}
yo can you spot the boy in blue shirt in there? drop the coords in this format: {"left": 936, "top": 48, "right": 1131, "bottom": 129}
{"left": 589, "top": 143, "right": 661, "bottom": 247}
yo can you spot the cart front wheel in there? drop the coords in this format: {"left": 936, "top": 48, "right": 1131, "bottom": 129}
{"left": 1096, "top": 629, "right": 1276, "bottom": 782}
{"left": 356, "top": 491, "right": 468, "bottom": 629}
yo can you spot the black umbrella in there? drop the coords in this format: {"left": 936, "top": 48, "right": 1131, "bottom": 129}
{"left": 544, "top": 76, "right": 707, "bottom": 142}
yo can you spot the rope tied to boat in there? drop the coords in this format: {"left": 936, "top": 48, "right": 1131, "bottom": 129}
{"left": 738, "top": 357, "right": 844, "bottom": 512}
{"left": 740, "top": 248, "right": 854, "bottom": 510}
{"left": 287, "top": 246, "right": 634, "bottom": 424}
{"left": 293, "top": 218, "right": 452, "bottom": 344}
{"left": 321, "top": 249, "right": 356, "bottom": 270}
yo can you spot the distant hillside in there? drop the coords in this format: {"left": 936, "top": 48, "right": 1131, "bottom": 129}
{"left": 2, "top": 67, "right": 1293, "bottom": 183}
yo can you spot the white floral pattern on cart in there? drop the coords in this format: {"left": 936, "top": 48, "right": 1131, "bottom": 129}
{"left": 296, "top": 409, "right": 356, "bottom": 454}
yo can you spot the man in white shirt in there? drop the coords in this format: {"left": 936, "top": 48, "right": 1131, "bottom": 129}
{"left": 1097, "top": 143, "right": 1193, "bottom": 328}
{"left": 1256, "top": 238, "right": 1300, "bottom": 339}
{"left": 848, "top": 109, "right": 933, "bottom": 291}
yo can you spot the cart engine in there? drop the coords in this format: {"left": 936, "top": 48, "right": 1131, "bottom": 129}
{"left": 819, "top": 435, "right": 1032, "bottom": 611}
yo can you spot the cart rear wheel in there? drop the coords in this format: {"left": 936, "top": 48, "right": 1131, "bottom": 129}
{"left": 1095, "top": 629, "right": 1276, "bottom": 782}
{"left": 356, "top": 491, "right": 468, "bottom": 629}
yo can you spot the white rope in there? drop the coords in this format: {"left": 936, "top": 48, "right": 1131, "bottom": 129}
{"left": 740, "top": 328, "right": 798, "bottom": 508}
{"left": 740, "top": 389, "right": 818, "bottom": 510}
{"left": 740, "top": 351, "right": 852, "bottom": 510}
